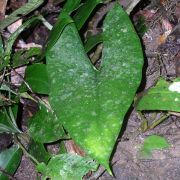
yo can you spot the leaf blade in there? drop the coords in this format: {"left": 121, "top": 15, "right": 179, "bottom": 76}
{"left": 63, "top": 0, "right": 82, "bottom": 14}
{"left": 46, "top": 4, "right": 143, "bottom": 171}
{"left": 44, "top": 12, "right": 74, "bottom": 53}
{"left": 28, "top": 140, "right": 50, "bottom": 164}
{"left": 28, "top": 103, "right": 65, "bottom": 143}
{"left": 24, "top": 64, "right": 50, "bottom": 95}
{"left": 136, "top": 78, "right": 180, "bottom": 112}
{"left": 0, "top": 145, "right": 22, "bottom": 180}
{"left": 37, "top": 153, "right": 97, "bottom": 180}
{"left": 139, "top": 135, "right": 170, "bottom": 158}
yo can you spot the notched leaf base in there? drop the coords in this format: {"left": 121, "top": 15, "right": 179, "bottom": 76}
{"left": 46, "top": 3, "right": 143, "bottom": 172}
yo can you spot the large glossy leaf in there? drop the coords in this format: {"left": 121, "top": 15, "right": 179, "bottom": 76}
{"left": 28, "top": 103, "right": 65, "bottom": 143}
{"left": 46, "top": 4, "right": 143, "bottom": 171}
{"left": 0, "top": 0, "right": 43, "bottom": 30}
{"left": 136, "top": 78, "right": 180, "bottom": 112}
{"left": 24, "top": 64, "right": 50, "bottom": 95}
{"left": 44, "top": 12, "right": 73, "bottom": 53}
{"left": 36, "top": 153, "right": 98, "bottom": 180}
{"left": 0, "top": 145, "right": 22, "bottom": 180}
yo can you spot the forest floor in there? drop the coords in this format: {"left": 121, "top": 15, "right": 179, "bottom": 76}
{"left": 0, "top": 0, "right": 180, "bottom": 179}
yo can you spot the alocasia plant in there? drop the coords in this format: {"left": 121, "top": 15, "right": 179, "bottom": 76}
{"left": 46, "top": 3, "right": 143, "bottom": 172}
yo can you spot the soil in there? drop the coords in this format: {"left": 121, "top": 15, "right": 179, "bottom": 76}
{"left": 0, "top": 0, "right": 180, "bottom": 179}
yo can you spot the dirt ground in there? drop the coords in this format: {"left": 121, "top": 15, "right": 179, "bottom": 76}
{"left": 0, "top": 0, "right": 180, "bottom": 179}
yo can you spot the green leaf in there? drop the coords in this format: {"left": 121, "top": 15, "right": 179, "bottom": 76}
{"left": 84, "top": 33, "right": 103, "bottom": 53}
{"left": 28, "top": 103, "right": 65, "bottom": 143}
{"left": 44, "top": 12, "right": 73, "bottom": 53}
{"left": 46, "top": 4, "right": 143, "bottom": 171}
{"left": 24, "top": 64, "right": 49, "bottom": 95}
{"left": 136, "top": 78, "right": 180, "bottom": 112}
{"left": 29, "top": 140, "right": 50, "bottom": 164}
{"left": 63, "top": 0, "right": 82, "bottom": 14}
{"left": 0, "top": 145, "right": 22, "bottom": 180}
{"left": 0, "top": 106, "right": 20, "bottom": 134}
{"left": 73, "top": 0, "right": 102, "bottom": 30}
{"left": 0, "top": 123, "right": 16, "bottom": 134}
{"left": 0, "top": 0, "right": 44, "bottom": 30}
{"left": 139, "top": 135, "right": 170, "bottom": 158}
{"left": 36, "top": 153, "right": 98, "bottom": 180}
{"left": 12, "top": 47, "right": 41, "bottom": 68}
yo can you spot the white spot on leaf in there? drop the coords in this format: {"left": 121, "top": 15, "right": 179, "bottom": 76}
{"left": 91, "top": 111, "right": 97, "bottom": 116}
{"left": 122, "top": 28, "right": 127, "bottom": 33}
{"left": 169, "top": 82, "right": 180, "bottom": 93}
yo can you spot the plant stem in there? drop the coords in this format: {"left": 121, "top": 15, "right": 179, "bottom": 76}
{"left": 148, "top": 113, "right": 170, "bottom": 130}
{"left": 137, "top": 111, "right": 148, "bottom": 132}
{"left": 17, "top": 133, "right": 30, "bottom": 143}
{"left": 14, "top": 135, "right": 39, "bottom": 165}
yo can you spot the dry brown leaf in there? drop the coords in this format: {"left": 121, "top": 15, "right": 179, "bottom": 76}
{"left": 64, "top": 140, "right": 86, "bottom": 156}
{"left": 157, "top": 34, "right": 167, "bottom": 45}
{"left": 16, "top": 40, "right": 42, "bottom": 49}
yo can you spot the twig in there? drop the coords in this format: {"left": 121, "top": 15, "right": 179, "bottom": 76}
{"left": 126, "top": 0, "right": 141, "bottom": 14}
{"left": 38, "top": 15, "right": 53, "bottom": 30}
{"left": 11, "top": 68, "right": 33, "bottom": 93}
